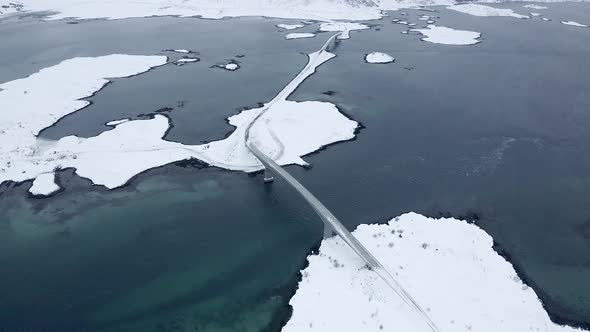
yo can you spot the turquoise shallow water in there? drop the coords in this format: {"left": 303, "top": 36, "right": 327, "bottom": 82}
{"left": 1, "top": 3, "right": 590, "bottom": 331}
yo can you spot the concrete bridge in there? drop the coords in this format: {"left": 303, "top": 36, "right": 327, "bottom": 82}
{"left": 244, "top": 31, "right": 439, "bottom": 332}
{"left": 248, "top": 144, "right": 439, "bottom": 332}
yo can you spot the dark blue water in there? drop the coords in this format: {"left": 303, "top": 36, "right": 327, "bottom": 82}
{"left": 1, "top": 3, "right": 589, "bottom": 331}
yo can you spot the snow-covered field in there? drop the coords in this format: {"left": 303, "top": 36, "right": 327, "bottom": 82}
{"left": 284, "top": 213, "right": 587, "bottom": 332}
{"left": 412, "top": 25, "right": 481, "bottom": 45}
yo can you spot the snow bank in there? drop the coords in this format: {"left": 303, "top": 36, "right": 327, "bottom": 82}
{"left": 285, "top": 32, "right": 316, "bottom": 40}
{"left": 561, "top": 20, "right": 588, "bottom": 27}
{"left": 283, "top": 212, "right": 587, "bottom": 332}
{"left": 411, "top": 25, "right": 481, "bottom": 45}
{"left": 1, "top": 38, "right": 358, "bottom": 196}
{"left": 277, "top": 23, "right": 304, "bottom": 30}
{"left": 365, "top": 52, "right": 395, "bottom": 64}
{"left": 319, "top": 22, "right": 370, "bottom": 39}
{"left": 448, "top": 4, "right": 530, "bottom": 19}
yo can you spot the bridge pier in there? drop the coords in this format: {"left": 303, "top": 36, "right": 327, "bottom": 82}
{"left": 323, "top": 222, "right": 335, "bottom": 239}
{"left": 263, "top": 168, "right": 274, "bottom": 183}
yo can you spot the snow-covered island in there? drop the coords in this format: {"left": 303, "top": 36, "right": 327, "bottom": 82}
{"left": 217, "top": 62, "right": 240, "bottom": 71}
{"left": 365, "top": 52, "right": 395, "bottom": 64}
{"left": 175, "top": 57, "right": 199, "bottom": 65}
{"left": 411, "top": 25, "right": 481, "bottom": 45}
{"left": 284, "top": 213, "right": 588, "bottom": 332}
{"left": 561, "top": 20, "right": 588, "bottom": 27}
{"left": 285, "top": 32, "right": 316, "bottom": 40}
{"left": 0, "top": 37, "right": 358, "bottom": 196}
{"left": 277, "top": 23, "right": 304, "bottom": 30}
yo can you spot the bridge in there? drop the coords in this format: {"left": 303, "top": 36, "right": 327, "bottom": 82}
{"left": 244, "top": 32, "right": 440, "bottom": 332}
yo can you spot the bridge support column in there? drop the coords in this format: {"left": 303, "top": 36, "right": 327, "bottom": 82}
{"left": 263, "top": 168, "right": 274, "bottom": 183}
{"left": 323, "top": 222, "right": 335, "bottom": 239}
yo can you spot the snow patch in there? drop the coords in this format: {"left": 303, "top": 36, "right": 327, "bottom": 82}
{"left": 561, "top": 20, "right": 588, "bottom": 27}
{"left": 277, "top": 23, "right": 304, "bottom": 30}
{"left": 224, "top": 63, "right": 239, "bottom": 71}
{"left": 448, "top": 4, "right": 529, "bottom": 19}
{"left": 411, "top": 24, "right": 481, "bottom": 45}
{"left": 217, "top": 62, "right": 240, "bottom": 71}
{"left": 285, "top": 32, "right": 316, "bottom": 40}
{"left": 283, "top": 212, "right": 588, "bottom": 332}
{"left": 365, "top": 52, "right": 395, "bottom": 64}
{"left": 29, "top": 172, "right": 60, "bottom": 196}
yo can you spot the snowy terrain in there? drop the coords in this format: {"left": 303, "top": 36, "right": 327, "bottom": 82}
{"left": 3, "top": 0, "right": 587, "bottom": 24}
{"left": 412, "top": 25, "right": 481, "bottom": 45}
{"left": 283, "top": 213, "right": 588, "bottom": 332}
{"left": 0, "top": 34, "right": 358, "bottom": 196}
{"left": 448, "top": 4, "right": 530, "bottom": 19}
{"left": 365, "top": 52, "right": 395, "bottom": 64}
{"left": 0, "top": 0, "right": 384, "bottom": 20}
